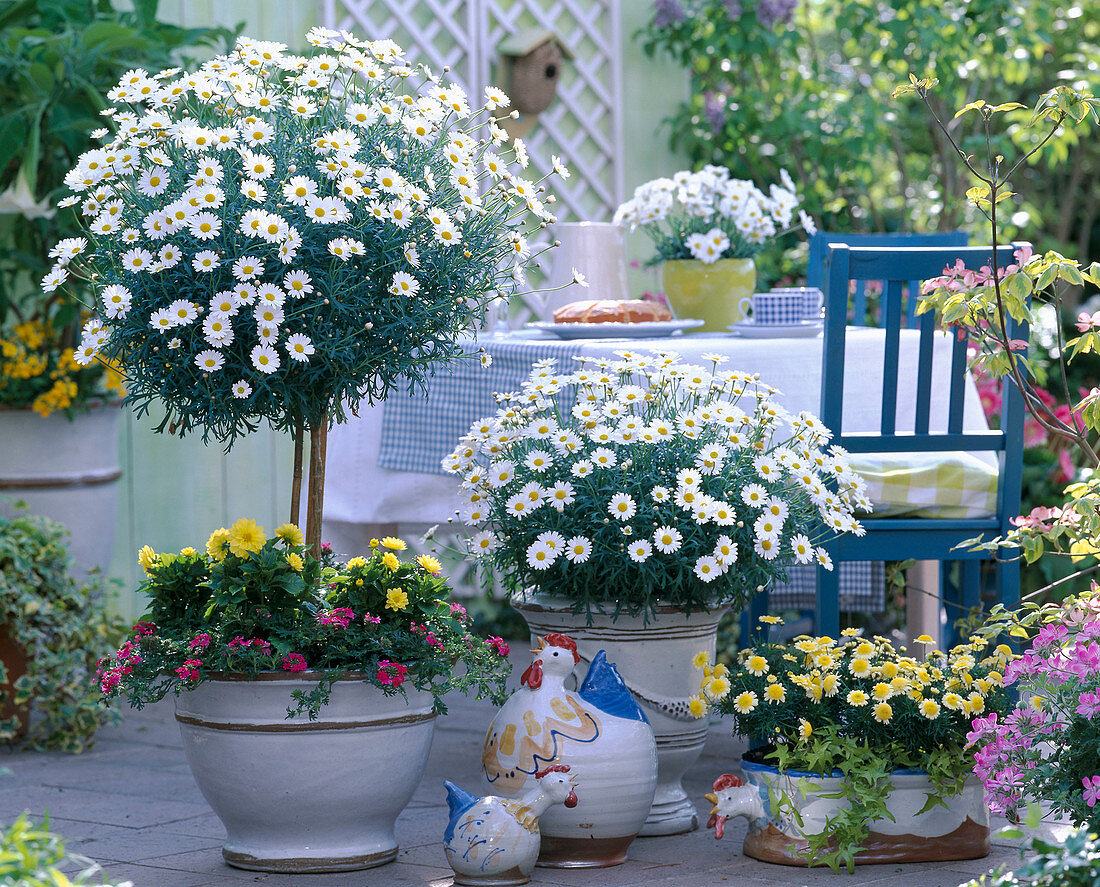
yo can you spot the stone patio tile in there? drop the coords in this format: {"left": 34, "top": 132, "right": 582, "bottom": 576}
{"left": 87, "top": 861, "right": 236, "bottom": 887}
{"left": 158, "top": 813, "right": 228, "bottom": 840}
{"left": 72, "top": 824, "right": 224, "bottom": 864}
{"left": 1, "top": 783, "right": 211, "bottom": 828}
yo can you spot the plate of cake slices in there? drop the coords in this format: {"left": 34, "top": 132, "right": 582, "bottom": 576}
{"left": 526, "top": 300, "right": 705, "bottom": 339}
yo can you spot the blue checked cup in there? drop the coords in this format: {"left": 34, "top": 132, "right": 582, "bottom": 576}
{"left": 737, "top": 291, "right": 804, "bottom": 325}
{"left": 770, "top": 286, "right": 824, "bottom": 320}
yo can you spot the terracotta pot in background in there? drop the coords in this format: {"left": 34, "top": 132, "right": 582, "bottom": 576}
{"left": 0, "top": 624, "right": 30, "bottom": 737}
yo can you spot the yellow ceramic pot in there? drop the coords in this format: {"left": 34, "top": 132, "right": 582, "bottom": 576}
{"left": 661, "top": 257, "right": 756, "bottom": 332}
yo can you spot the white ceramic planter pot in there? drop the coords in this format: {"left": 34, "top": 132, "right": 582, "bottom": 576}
{"left": 175, "top": 674, "right": 436, "bottom": 872}
{"left": 738, "top": 756, "right": 990, "bottom": 865}
{"left": 511, "top": 591, "right": 725, "bottom": 836}
{"left": 0, "top": 402, "right": 121, "bottom": 573}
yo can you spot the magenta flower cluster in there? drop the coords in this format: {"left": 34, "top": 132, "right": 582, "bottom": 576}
{"left": 968, "top": 602, "right": 1100, "bottom": 828}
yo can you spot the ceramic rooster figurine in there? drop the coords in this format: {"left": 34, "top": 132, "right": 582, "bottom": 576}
{"left": 481, "top": 633, "right": 657, "bottom": 867}
{"left": 705, "top": 773, "right": 768, "bottom": 839}
{"left": 443, "top": 765, "right": 578, "bottom": 886}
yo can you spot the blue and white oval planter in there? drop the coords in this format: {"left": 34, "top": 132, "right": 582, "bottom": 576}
{"left": 724, "top": 757, "right": 990, "bottom": 866}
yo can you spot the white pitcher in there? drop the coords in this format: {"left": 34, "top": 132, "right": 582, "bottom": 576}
{"left": 536, "top": 221, "right": 631, "bottom": 318}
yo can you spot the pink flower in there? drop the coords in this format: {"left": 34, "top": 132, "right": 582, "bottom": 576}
{"left": 227, "top": 636, "right": 249, "bottom": 652}
{"left": 175, "top": 658, "right": 202, "bottom": 682}
{"left": 132, "top": 621, "right": 157, "bottom": 637}
{"left": 249, "top": 638, "right": 273, "bottom": 655}
{"left": 1076, "top": 691, "right": 1100, "bottom": 718}
{"left": 363, "top": 611, "right": 381, "bottom": 625}
{"left": 486, "top": 636, "right": 510, "bottom": 658}
{"left": 449, "top": 603, "right": 469, "bottom": 621}
{"left": 377, "top": 659, "right": 407, "bottom": 687}
{"left": 1083, "top": 775, "right": 1100, "bottom": 807}
{"left": 282, "top": 653, "right": 308, "bottom": 672}
{"left": 316, "top": 607, "right": 355, "bottom": 629}
{"left": 189, "top": 632, "right": 212, "bottom": 651}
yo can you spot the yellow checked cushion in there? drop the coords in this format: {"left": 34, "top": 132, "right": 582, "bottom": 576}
{"left": 849, "top": 451, "right": 999, "bottom": 520}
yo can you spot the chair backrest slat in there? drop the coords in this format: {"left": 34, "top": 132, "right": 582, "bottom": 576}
{"left": 821, "top": 244, "right": 1024, "bottom": 465}
{"left": 947, "top": 330, "right": 969, "bottom": 434}
{"left": 810, "top": 231, "right": 969, "bottom": 329}
{"left": 880, "top": 279, "right": 903, "bottom": 434}
{"left": 914, "top": 309, "right": 936, "bottom": 434}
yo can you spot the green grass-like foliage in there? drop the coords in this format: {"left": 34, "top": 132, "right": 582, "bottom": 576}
{"left": 0, "top": 510, "right": 122, "bottom": 752}
{"left": 96, "top": 522, "right": 511, "bottom": 718}
{"left": 47, "top": 26, "right": 559, "bottom": 443}
{"left": 0, "top": 813, "right": 125, "bottom": 887}
{"left": 698, "top": 623, "right": 1015, "bottom": 872}
{"left": 445, "top": 351, "right": 866, "bottom": 619}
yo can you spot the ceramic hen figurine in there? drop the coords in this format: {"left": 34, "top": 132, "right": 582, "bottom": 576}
{"left": 705, "top": 773, "right": 768, "bottom": 839}
{"left": 482, "top": 633, "right": 657, "bottom": 867}
{"left": 443, "top": 765, "right": 578, "bottom": 886}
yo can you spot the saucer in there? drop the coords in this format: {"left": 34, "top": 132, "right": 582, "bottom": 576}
{"left": 729, "top": 318, "right": 823, "bottom": 338}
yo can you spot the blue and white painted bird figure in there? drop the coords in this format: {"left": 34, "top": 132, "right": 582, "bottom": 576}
{"left": 481, "top": 633, "right": 657, "bottom": 867}
{"left": 443, "top": 765, "right": 577, "bottom": 886}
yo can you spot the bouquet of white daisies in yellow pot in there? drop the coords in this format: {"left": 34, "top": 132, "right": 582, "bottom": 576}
{"left": 613, "top": 166, "right": 814, "bottom": 332}
{"left": 444, "top": 349, "right": 867, "bottom": 835}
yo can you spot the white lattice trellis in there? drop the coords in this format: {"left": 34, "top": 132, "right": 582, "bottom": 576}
{"left": 323, "top": 0, "right": 623, "bottom": 326}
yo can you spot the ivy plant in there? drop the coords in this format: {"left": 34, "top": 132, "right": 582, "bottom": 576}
{"left": 0, "top": 508, "right": 123, "bottom": 751}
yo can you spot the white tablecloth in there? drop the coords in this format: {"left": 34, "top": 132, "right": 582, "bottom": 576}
{"left": 323, "top": 327, "right": 987, "bottom": 526}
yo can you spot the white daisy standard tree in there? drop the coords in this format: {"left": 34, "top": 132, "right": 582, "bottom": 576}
{"left": 45, "top": 28, "right": 563, "bottom": 553}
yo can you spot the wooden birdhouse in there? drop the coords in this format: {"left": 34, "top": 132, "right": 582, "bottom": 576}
{"left": 497, "top": 28, "right": 573, "bottom": 117}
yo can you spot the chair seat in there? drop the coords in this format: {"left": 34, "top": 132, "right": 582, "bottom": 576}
{"left": 850, "top": 451, "right": 998, "bottom": 520}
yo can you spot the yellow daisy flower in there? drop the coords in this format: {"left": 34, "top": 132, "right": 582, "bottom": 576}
{"left": 709, "top": 677, "right": 731, "bottom": 699}
{"left": 385, "top": 587, "right": 409, "bottom": 611}
{"left": 920, "top": 699, "right": 940, "bottom": 720}
{"left": 849, "top": 657, "right": 871, "bottom": 677}
{"left": 943, "top": 692, "right": 964, "bottom": 711}
{"left": 179, "top": 547, "right": 196, "bottom": 557}
{"left": 380, "top": 536, "right": 407, "bottom": 551}
{"left": 968, "top": 693, "right": 985, "bottom": 714}
{"left": 688, "top": 695, "right": 708, "bottom": 718}
{"left": 746, "top": 655, "right": 769, "bottom": 676}
{"left": 798, "top": 719, "right": 812, "bottom": 740}
{"left": 347, "top": 556, "right": 367, "bottom": 569}
{"left": 137, "top": 545, "right": 158, "bottom": 575}
{"left": 822, "top": 674, "right": 839, "bottom": 697}
{"left": 416, "top": 554, "right": 442, "bottom": 574}
{"left": 734, "top": 691, "right": 758, "bottom": 714}
{"left": 765, "top": 683, "right": 787, "bottom": 703}
{"left": 880, "top": 661, "right": 899, "bottom": 680}
{"left": 286, "top": 552, "right": 304, "bottom": 572}
{"left": 712, "top": 663, "right": 730, "bottom": 679}
{"left": 873, "top": 702, "right": 893, "bottom": 723}
{"left": 274, "top": 523, "right": 304, "bottom": 546}
{"left": 381, "top": 552, "right": 400, "bottom": 571}
{"left": 847, "top": 690, "right": 869, "bottom": 706}
{"left": 758, "top": 615, "right": 784, "bottom": 625}
{"left": 692, "top": 651, "right": 711, "bottom": 669}
{"left": 206, "top": 527, "right": 230, "bottom": 562}
{"left": 872, "top": 682, "right": 893, "bottom": 701}
{"left": 228, "top": 518, "right": 265, "bottom": 558}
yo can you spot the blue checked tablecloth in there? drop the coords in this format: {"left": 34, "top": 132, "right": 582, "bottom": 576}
{"left": 379, "top": 336, "right": 586, "bottom": 473}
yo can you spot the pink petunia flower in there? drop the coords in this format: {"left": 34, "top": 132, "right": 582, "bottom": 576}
{"left": 486, "top": 636, "right": 510, "bottom": 658}
{"left": 189, "top": 632, "right": 212, "bottom": 651}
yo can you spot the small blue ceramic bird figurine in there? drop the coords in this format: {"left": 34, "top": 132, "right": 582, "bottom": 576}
{"left": 443, "top": 765, "right": 577, "bottom": 885}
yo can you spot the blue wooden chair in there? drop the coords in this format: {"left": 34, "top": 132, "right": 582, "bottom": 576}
{"left": 807, "top": 231, "right": 969, "bottom": 328}
{"left": 807, "top": 244, "right": 1026, "bottom": 644}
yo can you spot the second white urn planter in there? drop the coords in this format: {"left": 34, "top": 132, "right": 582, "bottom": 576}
{"left": 175, "top": 674, "right": 436, "bottom": 872}
{"left": 511, "top": 591, "right": 724, "bottom": 835}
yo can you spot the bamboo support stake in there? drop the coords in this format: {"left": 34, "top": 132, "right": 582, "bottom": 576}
{"left": 305, "top": 417, "right": 329, "bottom": 558}
{"left": 290, "top": 425, "right": 304, "bottom": 527}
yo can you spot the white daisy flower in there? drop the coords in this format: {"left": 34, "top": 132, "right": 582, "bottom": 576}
{"left": 194, "top": 350, "right": 225, "bottom": 372}
{"left": 231, "top": 379, "right": 252, "bottom": 398}
{"left": 694, "top": 556, "right": 720, "bottom": 583}
{"left": 286, "top": 334, "right": 314, "bottom": 361}
{"left": 547, "top": 481, "right": 575, "bottom": 511}
{"left": 592, "top": 447, "right": 617, "bottom": 468}
{"left": 251, "top": 343, "right": 280, "bottom": 374}
{"left": 571, "top": 460, "right": 594, "bottom": 478}
{"left": 564, "top": 536, "right": 591, "bottom": 564}
{"left": 651, "top": 485, "right": 671, "bottom": 502}
{"left": 741, "top": 484, "right": 767, "bottom": 507}
{"left": 523, "top": 450, "right": 553, "bottom": 473}
{"left": 714, "top": 535, "right": 738, "bottom": 566}
{"left": 754, "top": 536, "right": 781, "bottom": 560}
{"left": 608, "top": 492, "right": 636, "bottom": 521}
{"left": 488, "top": 460, "right": 515, "bottom": 488}
{"left": 628, "top": 539, "right": 653, "bottom": 563}
{"left": 167, "top": 300, "right": 198, "bottom": 325}
{"left": 232, "top": 256, "right": 264, "bottom": 280}
{"left": 526, "top": 540, "right": 556, "bottom": 570}
{"left": 653, "top": 526, "right": 682, "bottom": 554}
{"left": 791, "top": 534, "right": 814, "bottom": 564}
{"left": 283, "top": 270, "right": 313, "bottom": 297}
